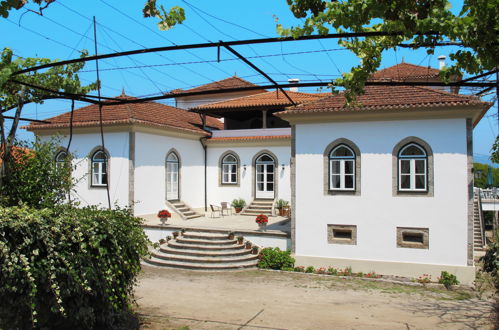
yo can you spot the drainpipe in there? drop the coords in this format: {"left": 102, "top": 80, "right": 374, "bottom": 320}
{"left": 199, "top": 137, "right": 208, "bottom": 212}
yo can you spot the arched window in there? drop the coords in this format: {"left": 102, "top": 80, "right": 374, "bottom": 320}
{"left": 398, "top": 143, "right": 427, "bottom": 191}
{"left": 221, "top": 153, "right": 238, "bottom": 184}
{"left": 329, "top": 144, "right": 355, "bottom": 191}
{"left": 91, "top": 150, "right": 108, "bottom": 187}
{"left": 55, "top": 150, "right": 68, "bottom": 169}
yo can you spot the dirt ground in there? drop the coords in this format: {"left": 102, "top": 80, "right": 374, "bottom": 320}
{"left": 134, "top": 266, "right": 497, "bottom": 330}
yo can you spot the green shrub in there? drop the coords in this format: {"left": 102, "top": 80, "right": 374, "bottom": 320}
{"left": 0, "top": 205, "right": 150, "bottom": 329}
{"left": 481, "top": 230, "right": 499, "bottom": 290}
{"left": 327, "top": 267, "right": 338, "bottom": 275}
{"left": 281, "top": 266, "right": 294, "bottom": 272}
{"left": 257, "top": 247, "right": 295, "bottom": 270}
{"left": 0, "top": 138, "right": 75, "bottom": 209}
{"left": 305, "top": 266, "right": 315, "bottom": 273}
{"left": 294, "top": 266, "right": 305, "bottom": 272}
{"left": 438, "top": 271, "right": 459, "bottom": 289}
{"left": 231, "top": 198, "right": 246, "bottom": 208}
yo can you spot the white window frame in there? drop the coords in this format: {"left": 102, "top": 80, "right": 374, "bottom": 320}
{"left": 398, "top": 143, "right": 427, "bottom": 192}
{"left": 221, "top": 154, "right": 238, "bottom": 184}
{"left": 91, "top": 150, "right": 108, "bottom": 187}
{"left": 329, "top": 145, "right": 355, "bottom": 191}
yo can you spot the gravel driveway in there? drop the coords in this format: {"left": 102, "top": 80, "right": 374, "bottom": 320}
{"left": 135, "top": 266, "right": 497, "bottom": 329}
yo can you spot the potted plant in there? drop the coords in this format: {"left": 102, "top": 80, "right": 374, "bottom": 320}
{"left": 228, "top": 231, "right": 235, "bottom": 240}
{"left": 255, "top": 214, "right": 268, "bottom": 231}
{"left": 245, "top": 241, "right": 252, "bottom": 249}
{"left": 251, "top": 246, "right": 259, "bottom": 255}
{"left": 231, "top": 198, "right": 246, "bottom": 213}
{"left": 275, "top": 199, "right": 289, "bottom": 217}
{"left": 172, "top": 231, "right": 179, "bottom": 239}
{"left": 157, "top": 209, "right": 171, "bottom": 225}
{"left": 237, "top": 235, "right": 244, "bottom": 244}
{"left": 159, "top": 238, "right": 166, "bottom": 245}
{"left": 180, "top": 228, "right": 186, "bottom": 235}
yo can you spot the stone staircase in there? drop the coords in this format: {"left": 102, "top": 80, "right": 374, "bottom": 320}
{"left": 144, "top": 229, "right": 259, "bottom": 270}
{"left": 168, "top": 200, "right": 202, "bottom": 220}
{"left": 473, "top": 193, "right": 486, "bottom": 253}
{"left": 241, "top": 199, "right": 274, "bottom": 216}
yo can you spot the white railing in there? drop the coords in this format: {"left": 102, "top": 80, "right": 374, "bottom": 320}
{"left": 211, "top": 128, "right": 291, "bottom": 138}
{"left": 479, "top": 188, "right": 499, "bottom": 200}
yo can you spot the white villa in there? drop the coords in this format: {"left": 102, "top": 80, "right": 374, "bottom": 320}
{"left": 27, "top": 62, "right": 491, "bottom": 284}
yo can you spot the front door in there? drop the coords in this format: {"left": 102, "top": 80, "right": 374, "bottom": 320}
{"left": 166, "top": 152, "right": 179, "bottom": 200}
{"left": 255, "top": 154, "right": 275, "bottom": 199}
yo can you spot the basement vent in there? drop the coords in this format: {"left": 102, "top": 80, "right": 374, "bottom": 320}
{"left": 397, "top": 227, "right": 429, "bottom": 249}
{"left": 327, "top": 224, "right": 357, "bottom": 245}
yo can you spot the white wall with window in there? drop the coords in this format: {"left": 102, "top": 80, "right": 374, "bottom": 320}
{"left": 206, "top": 144, "right": 291, "bottom": 208}
{"left": 39, "top": 131, "right": 130, "bottom": 208}
{"left": 293, "top": 118, "right": 470, "bottom": 270}
{"left": 134, "top": 131, "right": 205, "bottom": 216}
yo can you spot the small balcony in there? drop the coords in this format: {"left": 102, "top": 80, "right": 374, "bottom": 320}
{"left": 210, "top": 127, "right": 291, "bottom": 138}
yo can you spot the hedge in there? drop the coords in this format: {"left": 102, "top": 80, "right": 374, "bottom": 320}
{"left": 0, "top": 205, "right": 150, "bottom": 329}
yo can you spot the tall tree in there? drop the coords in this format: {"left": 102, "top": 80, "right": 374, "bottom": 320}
{"left": 278, "top": 0, "right": 498, "bottom": 100}
{"left": 0, "top": 48, "right": 96, "bottom": 184}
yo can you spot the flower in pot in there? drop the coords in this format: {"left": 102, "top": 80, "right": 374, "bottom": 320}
{"left": 231, "top": 198, "right": 246, "bottom": 213}
{"left": 251, "top": 246, "right": 259, "bottom": 255}
{"left": 228, "top": 231, "right": 235, "bottom": 240}
{"left": 245, "top": 241, "right": 252, "bottom": 249}
{"left": 157, "top": 209, "right": 171, "bottom": 225}
{"left": 237, "top": 235, "right": 244, "bottom": 244}
{"left": 275, "top": 199, "right": 289, "bottom": 217}
{"left": 255, "top": 214, "right": 268, "bottom": 231}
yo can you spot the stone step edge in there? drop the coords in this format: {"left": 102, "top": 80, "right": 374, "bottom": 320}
{"left": 175, "top": 238, "right": 237, "bottom": 245}
{"left": 144, "top": 257, "right": 257, "bottom": 270}
{"left": 160, "top": 246, "right": 252, "bottom": 257}
{"left": 151, "top": 250, "right": 258, "bottom": 263}
{"left": 167, "top": 242, "right": 247, "bottom": 251}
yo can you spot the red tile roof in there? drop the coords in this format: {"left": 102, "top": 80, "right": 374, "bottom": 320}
{"left": 170, "top": 76, "right": 267, "bottom": 94}
{"left": 278, "top": 85, "right": 491, "bottom": 116}
{"left": 26, "top": 95, "right": 223, "bottom": 135}
{"left": 371, "top": 62, "right": 441, "bottom": 81}
{"left": 194, "top": 90, "right": 329, "bottom": 111}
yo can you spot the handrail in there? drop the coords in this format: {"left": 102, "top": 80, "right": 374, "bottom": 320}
{"left": 476, "top": 188, "right": 486, "bottom": 248}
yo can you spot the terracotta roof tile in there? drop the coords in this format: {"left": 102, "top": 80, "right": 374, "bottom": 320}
{"left": 194, "top": 91, "right": 329, "bottom": 111}
{"left": 371, "top": 63, "right": 441, "bottom": 81}
{"left": 170, "top": 76, "right": 266, "bottom": 94}
{"left": 278, "top": 85, "right": 491, "bottom": 115}
{"left": 26, "top": 95, "right": 223, "bottom": 135}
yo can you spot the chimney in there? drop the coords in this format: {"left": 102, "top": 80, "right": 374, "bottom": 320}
{"left": 438, "top": 55, "right": 446, "bottom": 70}
{"left": 288, "top": 78, "right": 299, "bottom": 92}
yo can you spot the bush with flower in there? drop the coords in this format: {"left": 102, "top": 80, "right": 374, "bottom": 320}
{"left": 157, "top": 209, "right": 171, "bottom": 218}
{"left": 255, "top": 214, "right": 268, "bottom": 224}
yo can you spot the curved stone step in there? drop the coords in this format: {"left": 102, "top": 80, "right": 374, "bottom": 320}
{"left": 151, "top": 250, "right": 258, "bottom": 264}
{"left": 160, "top": 245, "right": 252, "bottom": 257}
{"left": 183, "top": 233, "right": 231, "bottom": 240}
{"left": 176, "top": 237, "right": 237, "bottom": 245}
{"left": 167, "top": 241, "right": 246, "bottom": 251}
{"left": 143, "top": 257, "right": 257, "bottom": 270}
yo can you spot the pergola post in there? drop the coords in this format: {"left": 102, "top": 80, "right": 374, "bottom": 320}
{"left": 262, "top": 110, "right": 267, "bottom": 128}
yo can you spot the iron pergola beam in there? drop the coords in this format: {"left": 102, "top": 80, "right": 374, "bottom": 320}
{"left": 220, "top": 41, "right": 296, "bottom": 105}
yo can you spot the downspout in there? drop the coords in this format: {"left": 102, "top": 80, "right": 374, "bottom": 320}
{"left": 199, "top": 112, "right": 209, "bottom": 212}
{"left": 199, "top": 136, "right": 208, "bottom": 212}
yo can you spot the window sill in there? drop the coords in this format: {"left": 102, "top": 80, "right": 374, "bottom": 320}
{"left": 326, "top": 189, "right": 359, "bottom": 196}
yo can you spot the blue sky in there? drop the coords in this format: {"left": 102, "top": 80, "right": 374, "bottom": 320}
{"left": 1, "top": 0, "right": 496, "bottom": 164}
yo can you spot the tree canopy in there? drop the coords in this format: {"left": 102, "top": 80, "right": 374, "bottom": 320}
{"left": 277, "top": 0, "right": 498, "bottom": 100}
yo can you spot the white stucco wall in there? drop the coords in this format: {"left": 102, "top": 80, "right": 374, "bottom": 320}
{"left": 294, "top": 118, "right": 469, "bottom": 267}
{"left": 206, "top": 145, "right": 291, "bottom": 206}
{"left": 133, "top": 131, "right": 205, "bottom": 216}
{"left": 40, "top": 131, "right": 130, "bottom": 209}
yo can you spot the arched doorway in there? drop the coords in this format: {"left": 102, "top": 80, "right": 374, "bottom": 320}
{"left": 255, "top": 153, "right": 275, "bottom": 199}
{"left": 166, "top": 151, "right": 180, "bottom": 200}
